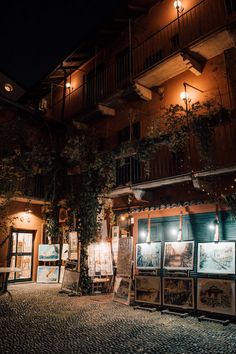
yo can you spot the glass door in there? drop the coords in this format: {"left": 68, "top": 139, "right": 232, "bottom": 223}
{"left": 9, "top": 231, "right": 34, "bottom": 282}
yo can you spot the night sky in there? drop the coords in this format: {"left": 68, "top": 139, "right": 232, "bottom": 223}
{"left": 0, "top": 0, "right": 126, "bottom": 89}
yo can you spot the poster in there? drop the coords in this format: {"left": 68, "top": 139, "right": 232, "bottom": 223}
{"left": 135, "top": 276, "right": 161, "bottom": 305}
{"left": 163, "top": 277, "right": 194, "bottom": 309}
{"left": 38, "top": 244, "right": 60, "bottom": 261}
{"left": 197, "top": 242, "right": 235, "bottom": 274}
{"left": 163, "top": 241, "right": 194, "bottom": 270}
{"left": 136, "top": 242, "right": 161, "bottom": 269}
{"left": 117, "top": 237, "right": 133, "bottom": 277}
{"left": 61, "top": 244, "right": 69, "bottom": 261}
{"left": 111, "top": 226, "right": 119, "bottom": 266}
{"left": 69, "top": 232, "right": 78, "bottom": 260}
{"left": 87, "top": 242, "right": 113, "bottom": 277}
{"left": 113, "top": 276, "right": 131, "bottom": 305}
{"left": 197, "top": 278, "right": 235, "bottom": 316}
{"left": 37, "top": 266, "right": 59, "bottom": 283}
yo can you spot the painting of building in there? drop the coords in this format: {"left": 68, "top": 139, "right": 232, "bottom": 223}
{"left": 163, "top": 241, "right": 194, "bottom": 270}
{"left": 135, "top": 276, "right": 161, "bottom": 305}
{"left": 136, "top": 242, "right": 161, "bottom": 269}
{"left": 197, "top": 242, "right": 235, "bottom": 274}
{"left": 163, "top": 277, "right": 194, "bottom": 309}
{"left": 197, "top": 278, "right": 235, "bottom": 316}
{"left": 117, "top": 238, "right": 133, "bottom": 277}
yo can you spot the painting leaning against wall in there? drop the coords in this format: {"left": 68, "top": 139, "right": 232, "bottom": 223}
{"left": 197, "top": 278, "right": 236, "bottom": 316}
{"left": 113, "top": 276, "right": 131, "bottom": 305}
{"left": 135, "top": 276, "right": 161, "bottom": 305}
{"left": 163, "top": 277, "right": 194, "bottom": 309}
{"left": 197, "top": 242, "right": 235, "bottom": 274}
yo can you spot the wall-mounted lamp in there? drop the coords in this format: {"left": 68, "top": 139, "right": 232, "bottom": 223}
{"left": 4, "top": 83, "right": 14, "bottom": 92}
{"left": 65, "top": 82, "right": 71, "bottom": 89}
{"left": 174, "top": 0, "right": 184, "bottom": 13}
{"left": 120, "top": 215, "right": 126, "bottom": 221}
{"left": 180, "top": 82, "right": 204, "bottom": 112}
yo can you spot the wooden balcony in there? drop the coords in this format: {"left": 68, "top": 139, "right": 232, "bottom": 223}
{"left": 48, "top": 0, "right": 236, "bottom": 120}
{"left": 114, "top": 117, "right": 236, "bottom": 192}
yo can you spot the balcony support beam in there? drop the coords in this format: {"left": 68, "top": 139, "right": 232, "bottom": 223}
{"left": 97, "top": 104, "right": 116, "bottom": 116}
{"left": 133, "top": 82, "right": 152, "bottom": 101}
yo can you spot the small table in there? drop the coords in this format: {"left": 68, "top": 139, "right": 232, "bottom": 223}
{"left": 0, "top": 267, "right": 22, "bottom": 300}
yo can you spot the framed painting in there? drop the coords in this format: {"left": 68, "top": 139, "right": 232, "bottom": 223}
{"left": 38, "top": 244, "right": 60, "bottom": 261}
{"left": 163, "top": 277, "right": 194, "bottom": 309}
{"left": 117, "top": 237, "right": 133, "bottom": 277}
{"left": 61, "top": 244, "right": 69, "bottom": 261}
{"left": 136, "top": 242, "right": 161, "bottom": 270}
{"left": 69, "top": 232, "right": 78, "bottom": 260}
{"left": 163, "top": 241, "right": 194, "bottom": 270}
{"left": 197, "top": 278, "right": 235, "bottom": 316}
{"left": 113, "top": 276, "right": 131, "bottom": 305}
{"left": 135, "top": 276, "right": 161, "bottom": 305}
{"left": 37, "top": 266, "right": 59, "bottom": 283}
{"left": 61, "top": 269, "right": 80, "bottom": 293}
{"left": 59, "top": 266, "right": 65, "bottom": 283}
{"left": 197, "top": 242, "right": 235, "bottom": 274}
{"left": 88, "top": 242, "right": 113, "bottom": 277}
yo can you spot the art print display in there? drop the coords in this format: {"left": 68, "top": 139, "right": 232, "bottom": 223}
{"left": 61, "top": 269, "right": 80, "bottom": 293}
{"left": 163, "top": 241, "right": 194, "bottom": 270}
{"left": 59, "top": 266, "right": 65, "bottom": 283}
{"left": 111, "top": 226, "right": 119, "bottom": 265}
{"left": 113, "top": 276, "right": 131, "bottom": 305}
{"left": 61, "top": 244, "right": 69, "bottom": 261}
{"left": 197, "top": 278, "right": 235, "bottom": 316}
{"left": 117, "top": 237, "right": 133, "bottom": 277}
{"left": 69, "top": 232, "right": 78, "bottom": 260}
{"left": 88, "top": 242, "right": 113, "bottom": 277}
{"left": 163, "top": 277, "right": 194, "bottom": 309}
{"left": 37, "top": 266, "right": 59, "bottom": 283}
{"left": 197, "top": 242, "right": 235, "bottom": 274}
{"left": 38, "top": 244, "right": 60, "bottom": 261}
{"left": 135, "top": 276, "right": 161, "bottom": 305}
{"left": 136, "top": 242, "right": 161, "bottom": 269}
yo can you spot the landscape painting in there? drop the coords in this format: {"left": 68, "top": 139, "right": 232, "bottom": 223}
{"left": 135, "top": 276, "right": 161, "bottom": 305}
{"left": 197, "top": 278, "right": 235, "bottom": 316}
{"left": 163, "top": 241, "right": 194, "bottom": 270}
{"left": 136, "top": 242, "right": 161, "bottom": 270}
{"left": 38, "top": 244, "right": 60, "bottom": 261}
{"left": 163, "top": 277, "right": 194, "bottom": 309}
{"left": 113, "top": 276, "right": 131, "bottom": 305}
{"left": 197, "top": 242, "right": 235, "bottom": 274}
{"left": 37, "top": 266, "right": 59, "bottom": 283}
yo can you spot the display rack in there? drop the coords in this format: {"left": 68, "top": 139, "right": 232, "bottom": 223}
{"left": 198, "top": 315, "right": 230, "bottom": 326}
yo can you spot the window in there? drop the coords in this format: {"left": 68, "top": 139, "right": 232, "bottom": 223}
{"left": 118, "top": 122, "right": 140, "bottom": 144}
{"left": 225, "top": 0, "right": 236, "bottom": 16}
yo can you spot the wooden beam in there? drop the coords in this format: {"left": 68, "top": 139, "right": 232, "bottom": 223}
{"left": 133, "top": 82, "right": 152, "bottom": 101}
{"left": 97, "top": 104, "right": 116, "bottom": 116}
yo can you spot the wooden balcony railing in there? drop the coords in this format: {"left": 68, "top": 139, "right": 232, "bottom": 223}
{"left": 49, "top": 0, "right": 236, "bottom": 119}
{"left": 115, "top": 118, "right": 236, "bottom": 187}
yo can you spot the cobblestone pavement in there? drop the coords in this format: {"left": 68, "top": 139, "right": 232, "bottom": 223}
{"left": 0, "top": 284, "right": 236, "bottom": 354}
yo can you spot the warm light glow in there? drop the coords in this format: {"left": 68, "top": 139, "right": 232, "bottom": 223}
{"left": 209, "top": 224, "right": 215, "bottom": 231}
{"left": 120, "top": 215, "right": 126, "bottom": 221}
{"left": 170, "top": 228, "right": 178, "bottom": 236}
{"left": 4, "top": 83, "right": 14, "bottom": 92}
{"left": 174, "top": 0, "right": 182, "bottom": 9}
{"left": 65, "top": 82, "right": 71, "bottom": 88}
{"left": 140, "top": 231, "right": 146, "bottom": 239}
{"left": 180, "top": 91, "right": 189, "bottom": 101}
